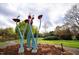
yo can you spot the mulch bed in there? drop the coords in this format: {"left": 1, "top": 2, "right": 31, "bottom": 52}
{"left": 0, "top": 44, "right": 73, "bottom": 55}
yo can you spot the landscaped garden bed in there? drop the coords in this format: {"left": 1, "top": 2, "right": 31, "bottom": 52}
{"left": 0, "top": 44, "right": 73, "bottom": 55}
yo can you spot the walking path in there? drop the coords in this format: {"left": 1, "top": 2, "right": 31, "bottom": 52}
{"left": 55, "top": 45, "right": 79, "bottom": 55}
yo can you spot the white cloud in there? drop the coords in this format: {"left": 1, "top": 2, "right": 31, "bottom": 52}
{"left": 0, "top": 3, "right": 75, "bottom": 33}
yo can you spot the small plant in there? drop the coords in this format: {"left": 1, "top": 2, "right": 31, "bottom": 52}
{"left": 44, "top": 36, "right": 59, "bottom": 40}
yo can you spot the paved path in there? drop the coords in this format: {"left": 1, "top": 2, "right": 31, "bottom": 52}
{"left": 55, "top": 45, "right": 79, "bottom": 55}
{"left": 0, "top": 41, "right": 17, "bottom": 48}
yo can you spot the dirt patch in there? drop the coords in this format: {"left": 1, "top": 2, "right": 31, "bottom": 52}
{"left": 0, "top": 44, "right": 73, "bottom": 55}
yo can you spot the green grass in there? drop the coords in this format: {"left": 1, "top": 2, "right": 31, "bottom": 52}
{"left": 38, "top": 38, "right": 79, "bottom": 48}
{"left": 0, "top": 38, "right": 79, "bottom": 48}
{"left": 0, "top": 41, "right": 6, "bottom": 46}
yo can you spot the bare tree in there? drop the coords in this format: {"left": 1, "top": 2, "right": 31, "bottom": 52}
{"left": 64, "top": 4, "right": 79, "bottom": 35}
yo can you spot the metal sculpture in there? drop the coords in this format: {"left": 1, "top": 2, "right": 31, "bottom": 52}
{"left": 24, "top": 15, "right": 37, "bottom": 53}
{"left": 12, "top": 16, "right": 24, "bottom": 54}
{"left": 36, "top": 15, "right": 43, "bottom": 45}
{"left": 12, "top": 14, "right": 43, "bottom": 54}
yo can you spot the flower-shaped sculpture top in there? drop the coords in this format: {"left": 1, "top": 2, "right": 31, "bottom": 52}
{"left": 38, "top": 15, "right": 43, "bottom": 19}
{"left": 28, "top": 15, "right": 31, "bottom": 19}
{"left": 13, "top": 18, "right": 20, "bottom": 22}
{"left": 24, "top": 19, "right": 33, "bottom": 25}
{"left": 24, "top": 19, "right": 29, "bottom": 23}
{"left": 25, "top": 15, "right": 34, "bottom": 25}
{"left": 12, "top": 16, "right": 20, "bottom": 22}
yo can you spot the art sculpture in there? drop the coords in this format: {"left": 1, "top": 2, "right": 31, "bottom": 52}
{"left": 12, "top": 14, "right": 43, "bottom": 54}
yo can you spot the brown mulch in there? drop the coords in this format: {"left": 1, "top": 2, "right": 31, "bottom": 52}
{"left": 0, "top": 44, "right": 73, "bottom": 55}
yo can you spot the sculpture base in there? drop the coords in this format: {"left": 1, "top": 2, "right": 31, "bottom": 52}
{"left": 18, "top": 47, "right": 24, "bottom": 54}
{"left": 26, "top": 48, "right": 31, "bottom": 51}
{"left": 31, "top": 49, "right": 37, "bottom": 53}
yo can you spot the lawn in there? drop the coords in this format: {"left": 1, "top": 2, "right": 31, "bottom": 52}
{"left": 0, "top": 41, "right": 6, "bottom": 47}
{"left": 0, "top": 38, "right": 79, "bottom": 48}
{"left": 38, "top": 38, "right": 79, "bottom": 48}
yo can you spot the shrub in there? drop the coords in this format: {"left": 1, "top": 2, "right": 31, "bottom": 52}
{"left": 0, "top": 34, "right": 18, "bottom": 42}
{"left": 76, "top": 35, "right": 79, "bottom": 40}
{"left": 44, "top": 36, "right": 59, "bottom": 40}
{"left": 60, "top": 35, "right": 72, "bottom": 40}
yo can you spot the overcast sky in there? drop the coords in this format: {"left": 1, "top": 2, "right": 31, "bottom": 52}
{"left": 0, "top": 3, "right": 75, "bottom": 33}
